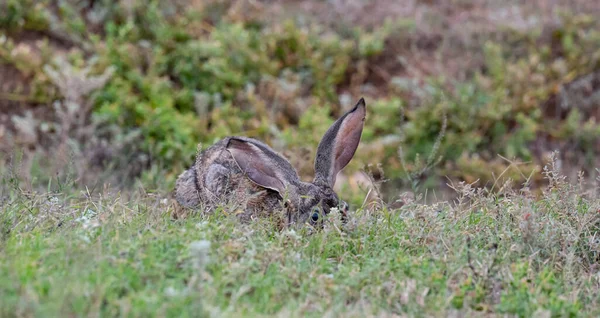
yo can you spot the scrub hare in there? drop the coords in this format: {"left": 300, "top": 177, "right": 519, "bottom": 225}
{"left": 175, "top": 97, "right": 366, "bottom": 227}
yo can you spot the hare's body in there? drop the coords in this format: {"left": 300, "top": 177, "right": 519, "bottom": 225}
{"left": 176, "top": 137, "right": 295, "bottom": 221}
{"left": 175, "top": 98, "right": 366, "bottom": 227}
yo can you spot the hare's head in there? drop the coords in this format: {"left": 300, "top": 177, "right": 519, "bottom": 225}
{"left": 227, "top": 98, "right": 366, "bottom": 227}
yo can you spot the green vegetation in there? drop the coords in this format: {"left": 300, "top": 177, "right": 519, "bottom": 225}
{"left": 1, "top": 1, "right": 599, "bottom": 190}
{"left": 1, "top": 154, "right": 599, "bottom": 316}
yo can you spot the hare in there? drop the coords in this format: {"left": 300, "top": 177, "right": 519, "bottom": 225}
{"left": 174, "top": 97, "right": 366, "bottom": 227}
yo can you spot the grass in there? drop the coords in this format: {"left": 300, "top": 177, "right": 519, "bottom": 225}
{"left": 1, "top": 155, "right": 599, "bottom": 317}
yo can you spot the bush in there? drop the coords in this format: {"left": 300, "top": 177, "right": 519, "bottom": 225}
{"left": 0, "top": 1, "right": 599, "bottom": 193}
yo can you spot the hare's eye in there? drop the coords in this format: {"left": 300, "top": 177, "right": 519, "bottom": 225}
{"left": 311, "top": 207, "right": 320, "bottom": 222}
{"left": 340, "top": 201, "right": 349, "bottom": 213}
{"left": 311, "top": 212, "right": 319, "bottom": 222}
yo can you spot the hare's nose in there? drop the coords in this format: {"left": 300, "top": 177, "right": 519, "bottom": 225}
{"left": 340, "top": 201, "right": 349, "bottom": 212}
{"left": 339, "top": 200, "right": 349, "bottom": 224}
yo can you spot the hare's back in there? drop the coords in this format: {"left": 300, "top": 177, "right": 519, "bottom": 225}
{"left": 175, "top": 138, "right": 236, "bottom": 208}
{"left": 195, "top": 137, "right": 283, "bottom": 213}
{"left": 194, "top": 137, "right": 241, "bottom": 181}
{"left": 176, "top": 137, "right": 285, "bottom": 217}
{"left": 193, "top": 137, "right": 257, "bottom": 194}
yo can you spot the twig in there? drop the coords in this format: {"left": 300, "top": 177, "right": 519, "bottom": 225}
{"left": 0, "top": 92, "right": 50, "bottom": 104}
{"left": 466, "top": 236, "right": 480, "bottom": 279}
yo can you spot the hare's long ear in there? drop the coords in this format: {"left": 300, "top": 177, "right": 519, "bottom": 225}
{"left": 227, "top": 137, "right": 300, "bottom": 195}
{"left": 314, "top": 98, "right": 366, "bottom": 187}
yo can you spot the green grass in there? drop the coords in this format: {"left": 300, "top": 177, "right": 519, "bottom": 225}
{"left": 1, "top": 158, "right": 599, "bottom": 317}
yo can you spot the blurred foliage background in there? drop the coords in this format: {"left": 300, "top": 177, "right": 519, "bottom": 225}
{"left": 0, "top": 0, "right": 599, "bottom": 202}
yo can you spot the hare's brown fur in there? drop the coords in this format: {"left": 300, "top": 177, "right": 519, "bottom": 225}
{"left": 174, "top": 98, "right": 366, "bottom": 227}
{"left": 175, "top": 137, "right": 280, "bottom": 220}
